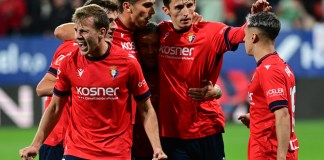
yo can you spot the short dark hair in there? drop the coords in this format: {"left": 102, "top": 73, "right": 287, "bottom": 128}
{"left": 246, "top": 12, "right": 281, "bottom": 40}
{"left": 163, "top": 0, "right": 195, "bottom": 8}
{"left": 118, "top": 0, "right": 137, "bottom": 12}
{"left": 84, "top": 0, "right": 119, "bottom": 12}
{"left": 133, "top": 22, "right": 159, "bottom": 43}
{"left": 72, "top": 4, "right": 109, "bottom": 31}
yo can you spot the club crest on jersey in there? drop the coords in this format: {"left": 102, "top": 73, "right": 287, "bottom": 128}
{"left": 110, "top": 66, "right": 118, "bottom": 79}
{"left": 188, "top": 32, "right": 195, "bottom": 44}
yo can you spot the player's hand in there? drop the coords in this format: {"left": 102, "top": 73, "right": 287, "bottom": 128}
{"left": 238, "top": 113, "right": 250, "bottom": 128}
{"left": 187, "top": 80, "right": 222, "bottom": 101}
{"left": 192, "top": 12, "right": 204, "bottom": 24}
{"left": 19, "top": 146, "right": 38, "bottom": 160}
{"left": 251, "top": 0, "right": 272, "bottom": 14}
{"left": 152, "top": 148, "right": 168, "bottom": 159}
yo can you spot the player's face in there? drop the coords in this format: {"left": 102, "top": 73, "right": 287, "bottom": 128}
{"left": 244, "top": 27, "right": 253, "bottom": 56}
{"left": 75, "top": 17, "right": 105, "bottom": 56}
{"left": 106, "top": 10, "right": 119, "bottom": 43}
{"left": 130, "top": 0, "right": 155, "bottom": 28}
{"left": 136, "top": 32, "right": 159, "bottom": 69}
{"left": 163, "top": 0, "right": 195, "bottom": 30}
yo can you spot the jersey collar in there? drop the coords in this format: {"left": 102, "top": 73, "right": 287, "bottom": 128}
{"left": 257, "top": 52, "right": 277, "bottom": 66}
{"left": 86, "top": 43, "right": 111, "bottom": 61}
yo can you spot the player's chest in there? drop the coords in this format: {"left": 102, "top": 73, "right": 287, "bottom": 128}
{"left": 69, "top": 61, "right": 129, "bottom": 87}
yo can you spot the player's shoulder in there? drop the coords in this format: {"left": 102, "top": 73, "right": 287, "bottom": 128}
{"left": 158, "top": 20, "right": 173, "bottom": 29}
{"left": 258, "top": 54, "right": 291, "bottom": 76}
{"left": 57, "top": 40, "right": 78, "bottom": 51}
{"left": 194, "top": 21, "right": 227, "bottom": 30}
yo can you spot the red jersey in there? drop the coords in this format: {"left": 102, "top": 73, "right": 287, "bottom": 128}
{"left": 113, "top": 18, "right": 138, "bottom": 124}
{"left": 54, "top": 44, "right": 150, "bottom": 160}
{"left": 43, "top": 40, "right": 78, "bottom": 146}
{"left": 248, "top": 53, "right": 299, "bottom": 159}
{"left": 133, "top": 70, "right": 159, "bottom": 158}
{"left": 113, "top": 18, "right": 137, "bottom": 58}
{"left": 158, "top": 21, "right": 245, "bottom": 139}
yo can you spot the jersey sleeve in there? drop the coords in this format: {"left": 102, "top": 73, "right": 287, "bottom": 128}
{"left": 53, "top": 55, "right": 71, "bottom": 97}
{"left": 128, "top": 55, "right": 151, "bottom": 102}
{"left": 259, "top": 67, "right": 289, "bottom": 112}
{"left": 48, "top": 40, "right": 76, "bottom": 76}
{"left": 208, "top": 22, "right": 245, "bottom": 53}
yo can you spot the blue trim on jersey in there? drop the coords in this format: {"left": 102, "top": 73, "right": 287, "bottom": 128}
{"left": 134, "top": 90, "right": 151, "bottom": 102}
{"left": 269, "top": 100, "right": 288, "bottom": 112}
{"left": 53, "top": 87, "right": 71, "bottom": 97}
{"left": 48, "top": 67, "right": 57, "bottom": 76}
{"left": 224, "top": 27, "right": 239, "bottom": 51}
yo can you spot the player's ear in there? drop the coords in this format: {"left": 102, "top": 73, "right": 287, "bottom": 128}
{"left": 98, "top": 28, "right": 106, "bottom": 39}
{"left": 252, "top": 33, "right": 259, "bottom": 43}
{"left": 123, "top": 2, "right": 132, "bottom": 13}
{"left": 162, "top": 6, "right": 170, "bottom": 16}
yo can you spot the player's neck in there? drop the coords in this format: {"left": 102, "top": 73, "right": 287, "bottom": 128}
{"left": 118, "top": 14, "right": 135, "bottom": 31}
{"left": 172, "top": 24, "right": 191, "bottom": 33}
{"left": 253, "top": 44, "right": 276, "bottom": 62}
{"left": 88, "top": 42, "right": 109, "bottom": 58}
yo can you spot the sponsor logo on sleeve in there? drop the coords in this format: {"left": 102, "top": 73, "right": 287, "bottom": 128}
{"left": 55, "top": 52, "right": 72, "bottom": 66}
{"left": 267, "top": 88, "right": 285, "bottom": 97}
{"left": 248, "top": 92, "right": 254, "bottom": 105}
{"left": 56, "top": 69, "right": 61, "bottom": 79}
{"left": 285, "top": 66, "right": 292, "bottom": 77}
{"left": 138, "top": 79, "right": 147, "bottom": 88}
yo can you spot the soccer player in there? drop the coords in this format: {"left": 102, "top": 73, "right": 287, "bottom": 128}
{"left": 19, "top": 4, "right": 167, "bottom": 160}
{"left": 157, "top": 0, "right": 271, "bottom": 159}
{"left": 35, "top": 1, "right": 119, "bottom": 159}
{"left": 238, "top": 12, "right": 299, "bottom": 160}
{"left": 132, "top": 22, "right": 223, "bottom": 160}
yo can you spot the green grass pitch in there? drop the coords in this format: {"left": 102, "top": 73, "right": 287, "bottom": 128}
{"left": 1, "top": 119, "right": 323, "bottom": 159}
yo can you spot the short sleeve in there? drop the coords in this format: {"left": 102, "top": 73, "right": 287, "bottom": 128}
{"left": 53, "top": 56, "right": 71, "bottom": 97}
{"left": 128, "top": 55, "right": 150, "bottom": 102}
{"left": 259, "top": 67, "right": 289, "bottom": 112}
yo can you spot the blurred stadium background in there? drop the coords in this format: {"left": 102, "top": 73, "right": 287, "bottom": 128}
{"left": 0, "top": 0, "right": 324, "bottom": 159}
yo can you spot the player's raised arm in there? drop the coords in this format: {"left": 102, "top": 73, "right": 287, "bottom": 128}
{"left": 137, "top": 99, "right": 167, "bottom": 159}
{"left": 224, "top": 0, "right": 272, "bottom": 49}
{"left": 19, "top": 94, "right": 68, "bottom": 159}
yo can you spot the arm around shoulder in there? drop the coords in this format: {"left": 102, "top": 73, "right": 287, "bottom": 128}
{"left": 54, "top": 23, "right": 75, "bottom": 41}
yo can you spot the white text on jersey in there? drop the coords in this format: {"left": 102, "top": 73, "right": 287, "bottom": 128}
{"left": 160, "top": 45, "right": 194, "bottom": 56}
{"left": 76, "top": 87, "right": 119, "bottom": 96}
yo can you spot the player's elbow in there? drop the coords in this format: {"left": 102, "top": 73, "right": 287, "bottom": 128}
{"left": 36, "top": 86, "right": 45, "bottom": 97}
{"left": 54, "top": 25, "right": 65, "bottom": 40}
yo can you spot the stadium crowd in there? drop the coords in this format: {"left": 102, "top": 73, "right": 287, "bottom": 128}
{"left": 0, "top": 0, "right": 323, "bottom": 37}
